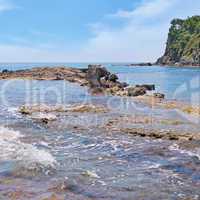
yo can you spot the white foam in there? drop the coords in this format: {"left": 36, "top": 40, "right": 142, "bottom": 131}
{"left": 0, "top": 126, "right": 57, "bottom": 171}
{"left": 169, "top": 144, "right": 200, "bottom": 160}
{"left": 7, "top": 107, "right": 21, "bottom": 118}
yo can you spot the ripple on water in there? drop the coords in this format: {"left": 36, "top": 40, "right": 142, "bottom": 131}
{"left": 169, "top": 143, "right": 200, "bottom": 160}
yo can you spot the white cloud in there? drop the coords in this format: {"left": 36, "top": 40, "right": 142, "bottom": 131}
{"left": 78, "top": 0, "right": 200, "bottom": 62}
{"left": 0, "top": 0, "right": 200, "bottom": 62}
{"left": 110, "top": 0, "right": 177, "bottom": 19}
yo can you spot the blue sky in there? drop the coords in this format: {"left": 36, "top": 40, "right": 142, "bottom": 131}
{"left": 0, "top": 0, "right": 199, "bottom": 62}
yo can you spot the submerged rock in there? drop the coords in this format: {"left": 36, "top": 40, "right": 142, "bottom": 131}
{"left": 19, "top": 105, "right": 66, "bottom": 115}
{"left": 19, "top": 104, "right": 109, "bottom": 116}
{"left": 121, "top": 128, "right": 196, "bottom": 141}
{"left": 65, "top": 104, "right": 109, "bottom": 113}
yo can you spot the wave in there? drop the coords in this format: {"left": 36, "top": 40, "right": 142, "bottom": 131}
{"left": 0, "top": 126, "right": 57, "bottom": 173}
{"left": 169, "top": 143, "right": 200, "bottom": 160}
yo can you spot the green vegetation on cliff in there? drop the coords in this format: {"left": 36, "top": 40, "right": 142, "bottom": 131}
{"left": 157, "top": 16, "right": 200, "bottom": 66}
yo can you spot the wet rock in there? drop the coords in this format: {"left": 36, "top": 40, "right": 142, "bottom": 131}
{"left": 85, "top": 65, "right": 130, "bottom": 97}
{"left": 2, "top": 69, "right": 11, "bottom": 73}
{"left": 43, "top": 194, "right": 63, "bottom": 200}
{"left": 108, "top": 74, "right": 118, "bottom": 82}
{"left": 54, "top": 73, "right": 64, "bottom": 80}
{"left": 115, "top": 90, "right": 128, "bottom": 96}
{"left": 86, "top": 65, "right": 110, "bottom": 88}
{"left": 153, "top": 93, "right": 165, "bottom": 99}
{"left": 136, "top": 84, "right": 155, "bottom": 91}
{"left": 19, "top": 104, "right": 109, "bottom": 116}
{"left": 120, "top": 82, "right": 129, "bottom": 88}
{"left": 159, "top": 119, "right": 183, "bottom": 125}
{"left": 6, "top": 190, "right": 35, "bottom": 200}
{"left": 121, "top": 127, "right": 197, "bottom": 141}
{"left": 0, "top": 65, "right": 163, "bottom": 99}
{"left": 82, "top": 170, "right": 100, "bottom": 178}
{"left": 66, "top": 104, "right": 109, "bottom": 113}
{"left": 127, "top": 86, "right": 147, "bottom": 97}
{"left": 19, "top": 105, "right": 66, "bottom": 115}
{"left": 90, "top": 87, "right": 105, "bottom": 95}
{"left": 49, "top": 181, "right": 70, "bottom": 193}
{"left": 19, "top": 105, "right": 32, "bottom": 115}
{"left": 0, "top": 67, "right": 87, "bottom": 84}
{"left": 31, "top": 113, "right": 57, "bottom": 123}
{"left": 106, "top": 86, "right": 122, "bottom": 95}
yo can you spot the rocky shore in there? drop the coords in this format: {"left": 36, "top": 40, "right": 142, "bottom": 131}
{"left": 1, "top": 64, "right": 200, "bottom": 141}
{"left": 16, "top": 101, "right": 200, "bottom": 144}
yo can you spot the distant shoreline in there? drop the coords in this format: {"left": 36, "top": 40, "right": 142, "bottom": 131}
{"left": 111, "top": 62, "right": 200, "bottom": 68}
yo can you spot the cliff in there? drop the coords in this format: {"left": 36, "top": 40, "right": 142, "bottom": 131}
{"left": 157, "top": 16, "right": 200, "bottom": 66}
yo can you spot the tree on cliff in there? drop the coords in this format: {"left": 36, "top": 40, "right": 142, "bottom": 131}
{"left": 157, "top": 16, "right": 200, "bottom": 66}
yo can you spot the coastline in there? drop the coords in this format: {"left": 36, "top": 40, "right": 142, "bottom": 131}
{"left": 122, "top": 63, "right": 200, "bottom": 68}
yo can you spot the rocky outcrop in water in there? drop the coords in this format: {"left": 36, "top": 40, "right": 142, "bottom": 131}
{"left": 128, "top": 63, "right": 153, "bottom": 67}
{"left": 157, "top": 16, "right": 200, "bottom": 66}
{"left": 0, "top": 65, "right": 161, "bottom": 98}
{"left": 0, "top": 67, "right": 88, "bottom": 85}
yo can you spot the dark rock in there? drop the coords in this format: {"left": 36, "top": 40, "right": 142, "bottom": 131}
{"left": 90, "top": 87, "right": 105, "bottom": 95}
{"left": 128, "top": 63, "right": 152, "bottom": 66}
{"left": 54, "top": 73, "right": 64, "bottom": 80}
{"left": 136, "top": 84, "right": 155, "bottom": 91}
{"left": 108, "top": 74, "right": 118, "bottom": 82}
{"left": 120, "top": 82, "right": 129, "bottom": 88}
{"left": 2, "top": 69, "right": 11, "bottom": 73}
{"left": 80, "top": 68, "right": 88, "bottom": 73}
{"left": 153, "top": 93, "right": 165, "bottom": 99}
{"left": 86, "top": 65, "right": 110, "bottom": 88}
{"left": 127, "top": 86, "right": 146, "bottom": 97}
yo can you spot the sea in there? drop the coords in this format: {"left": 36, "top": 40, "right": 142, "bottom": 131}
{"left": 0, "top": 63, "right": 199, "bottom": 200}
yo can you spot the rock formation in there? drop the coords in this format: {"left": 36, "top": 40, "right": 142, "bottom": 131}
{"left": 0, "top": 65, "right": 163, "bottom": 98}
{"left": 157, "top": 16, "right": 200, "bottom": 66}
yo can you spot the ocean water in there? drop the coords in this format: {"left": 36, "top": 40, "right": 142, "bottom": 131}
{"left": 0, "top": 63, "right": 199, "bottom": 199}
{"left": 0, "top": 63, "right": 200, "bottom": 104}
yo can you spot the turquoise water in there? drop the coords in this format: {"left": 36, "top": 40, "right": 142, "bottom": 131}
{"left": 0, "top": 63, "right": 200, "bottom": 104}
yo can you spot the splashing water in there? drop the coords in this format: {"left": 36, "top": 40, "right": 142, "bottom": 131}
{"left": 0, "top": 126, "right": 57, "bottom": 172}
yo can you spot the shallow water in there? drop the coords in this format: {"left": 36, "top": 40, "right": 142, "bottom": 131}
{"left": 0, "top": 64, "right": 199, "bottom": 199}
